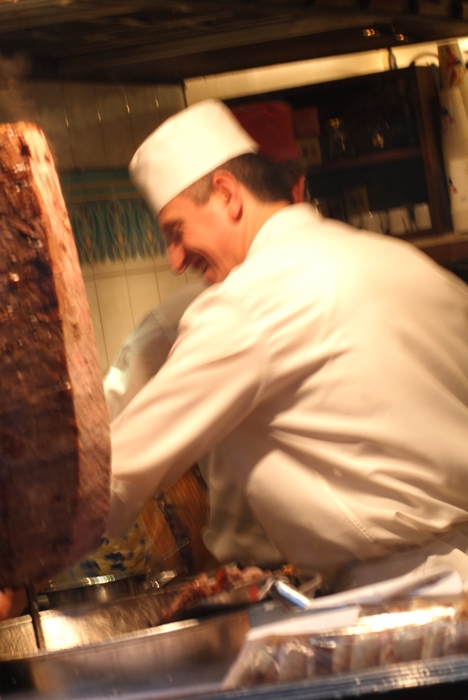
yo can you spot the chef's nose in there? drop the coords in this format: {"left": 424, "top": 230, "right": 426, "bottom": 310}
{"left": 168, "top": 242, "right": 188, "bottom": 274}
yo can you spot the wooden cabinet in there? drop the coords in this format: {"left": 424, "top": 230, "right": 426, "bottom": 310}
{"left": 226, "top": 66, "right": 452, "bottom": 243}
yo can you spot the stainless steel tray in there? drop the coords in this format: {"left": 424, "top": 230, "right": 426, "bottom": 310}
{"left": 4, "top": 627, "right": 468, "bottom": 700}
{"left": 0, "top": 589, "right": 179, "bottom": 658}
{"left": 0, "top": 609, "right": 251, "bottom": 698}
{"left": 1, "top": 570, "right": 298, "bottom": 660}
{"left": 0, "top": 575, "right": 294, "bottom": 661}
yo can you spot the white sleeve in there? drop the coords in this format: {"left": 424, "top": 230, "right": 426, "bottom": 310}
{"left": 107, "top": 291, "right": 269, "bottom": 536}
{"left": 103, "top": 281, "right": 207, "bottom": 422}
{"left": 103, "top": 313, "right": 173, "bottom": 422}
{"left": 103, "top": 365, "right": 130, "bottom": 423}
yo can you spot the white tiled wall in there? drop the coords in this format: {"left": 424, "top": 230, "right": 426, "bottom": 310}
{"left": 81, "top": 256, "right": 201, "bottom": 375}
{"left": 19, "top": 81, "right": 186, "bottom": 171}
{"left": 1, "top": 78, "right": 188, "bottom": 375}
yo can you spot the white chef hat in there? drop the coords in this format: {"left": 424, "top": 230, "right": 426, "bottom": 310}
{"left": 129, "top": 99, "right": 259, "bottom": 215}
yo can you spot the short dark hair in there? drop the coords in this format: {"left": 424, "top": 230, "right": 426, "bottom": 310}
{"left": 182, "top": 153, "right": 295, "bottom": 205}
{"left": 280, "top": 157, "right": 307, "bottom": 193}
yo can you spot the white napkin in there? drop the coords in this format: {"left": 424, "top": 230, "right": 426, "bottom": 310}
{"left": 247, "top": 567, "right": 462, "bottom": 642}
{"left": 305, "top": 566, "right": 463, "bottom": 611}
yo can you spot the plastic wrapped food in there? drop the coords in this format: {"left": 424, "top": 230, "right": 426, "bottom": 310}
{"left": 222, "top": 595, "right": 468, "bottom": 689}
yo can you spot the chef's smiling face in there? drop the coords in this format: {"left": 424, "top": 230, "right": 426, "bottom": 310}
{"left": 158, "top": 178, "right": 244, "bottom": 285}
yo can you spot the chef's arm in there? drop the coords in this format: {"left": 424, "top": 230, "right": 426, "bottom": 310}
{"left": 107, "top": 292, "right": 268, "bottom": 536}
{"left": 103, "top": 281, "right": 207, "bottom": 422}
{"left": 103, "top": 312, "right": 173, "bottom": 422}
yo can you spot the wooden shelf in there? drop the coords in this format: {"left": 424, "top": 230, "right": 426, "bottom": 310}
{"left": 414, "top": 231, "right": 468, "bottom": 264}
{"left": 227, "top": 66, "right": 454, "bottom": 251}
{"left": 307, "top": 146, "right": 422, "bottom": 176}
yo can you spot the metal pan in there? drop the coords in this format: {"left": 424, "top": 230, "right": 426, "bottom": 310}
{"left": 39, "top": 568, "right": 181, "bottom": 609}
{"left": 0, "top": 609, "right": 251, "bottom": 698}
{"left": 0, "top": 570, "right": 302, "bottom": 659}
{"left": 39, "top": 540, "right": 189, "bottom": 609}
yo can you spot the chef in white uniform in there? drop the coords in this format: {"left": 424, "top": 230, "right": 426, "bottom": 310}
{"left": 104, "top": 101, "right": 306, "bottom": 570}
{"left": 107, "top": 99, "right": 468, "bottom": 592}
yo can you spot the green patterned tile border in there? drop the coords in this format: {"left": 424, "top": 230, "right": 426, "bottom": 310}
{"left": 60, "top": 169, "right": 165, "bottom": 265}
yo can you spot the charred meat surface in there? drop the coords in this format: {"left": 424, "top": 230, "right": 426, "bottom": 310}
{"left": 0, "top": 123, "right": 110, "bottom": 588}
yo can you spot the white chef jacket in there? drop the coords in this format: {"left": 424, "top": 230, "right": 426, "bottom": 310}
{"left": 104, "top": 281, "right": 207, "bottom": 421}
{"left": 108, "top": 203, "right": 468, "bottom": 587}
{"left": 104, "top": 280, "right": 285, "bottom": 568}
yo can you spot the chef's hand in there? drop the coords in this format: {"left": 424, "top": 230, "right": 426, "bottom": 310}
{"left": 0, "top": 588, "right": 27, "bottom": 620}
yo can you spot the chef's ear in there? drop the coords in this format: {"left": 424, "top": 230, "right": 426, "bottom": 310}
{"left": 211, "top": 171, "right": 242, "bottom": 220}
{"left": 292, "top": 175, "right": 306, "bottom": 204}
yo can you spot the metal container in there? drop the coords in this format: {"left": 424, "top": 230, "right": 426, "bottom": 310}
{"left": 0, "top": 570, "right": 296, "bottom": 660}
{"left": 40, "top": 569, "right": 180, "bottom": 609}
{"left": 0, "top": 588, "right": 183, "bottom": 659}
{"left": 0, "top": 569, "right": 308, "bottom": 698}
{"left": 0, "top": 610, "right": 251, "bottom": 698}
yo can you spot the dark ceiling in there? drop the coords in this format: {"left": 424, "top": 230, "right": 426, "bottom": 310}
{"left": 1, "top": 0, "right": 468, "bottom": 84}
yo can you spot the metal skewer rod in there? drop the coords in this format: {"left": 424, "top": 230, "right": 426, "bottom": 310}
{"left": 26, "top": 585, "right": 46, "bottom": 651}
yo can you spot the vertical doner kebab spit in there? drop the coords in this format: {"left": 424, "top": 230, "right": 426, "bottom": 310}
{"left": 0, "top": 123, "right": 110, "bottom": 590}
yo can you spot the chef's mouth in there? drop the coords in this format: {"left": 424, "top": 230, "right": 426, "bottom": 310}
{"left": 189, "top": 256, "right": 210, "bottom": 275}
{"left": 176, "top": 254, "right": 208, "bottom": 276}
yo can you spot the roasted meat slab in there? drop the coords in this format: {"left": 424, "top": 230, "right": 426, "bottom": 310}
{"left": 0, "top": 123, "right": 110, "bottom": 588}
